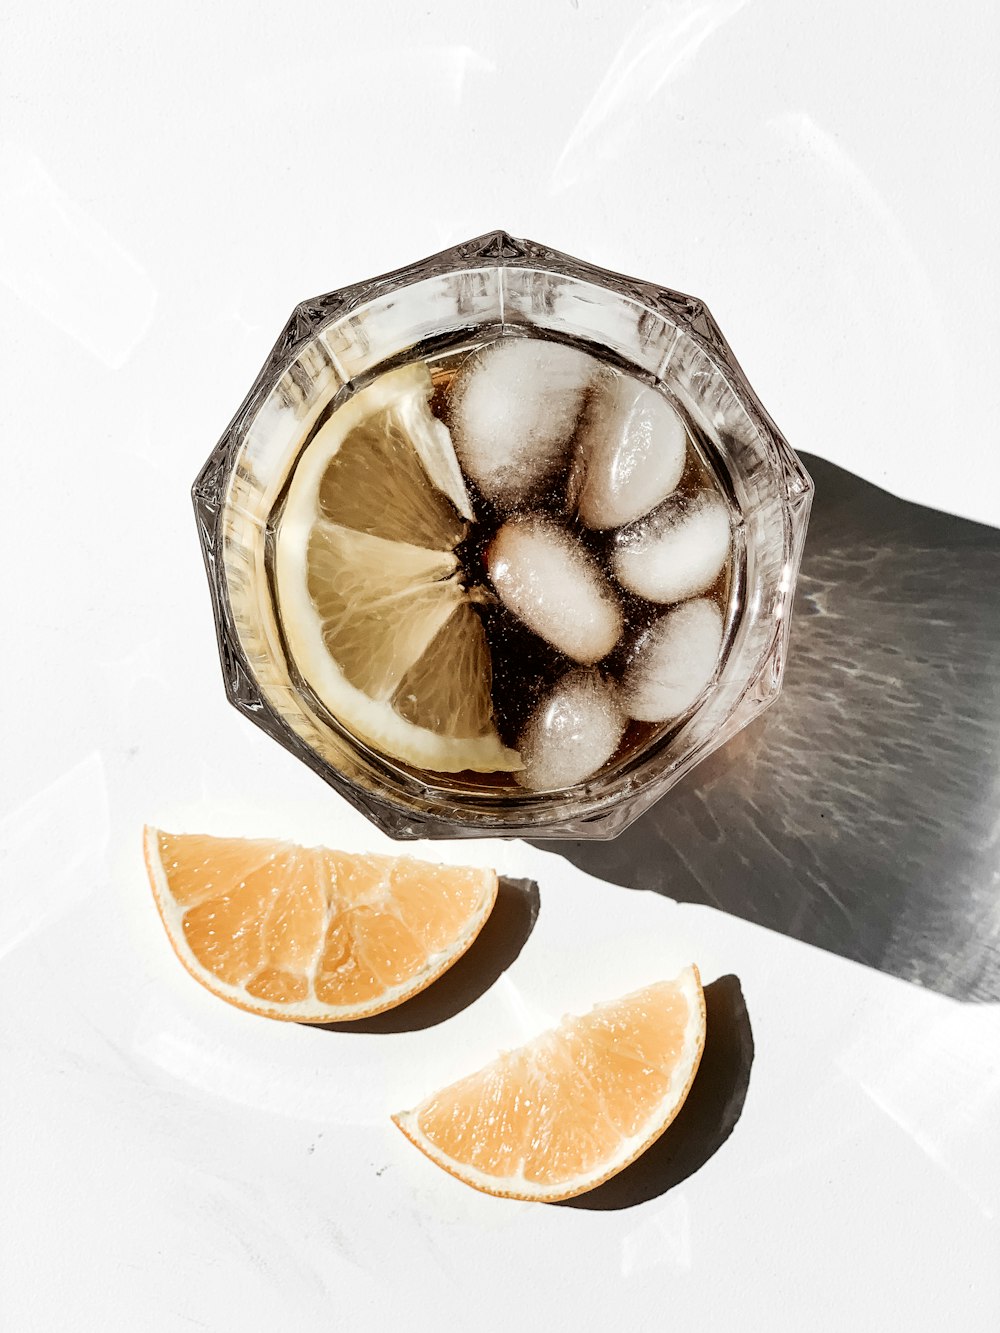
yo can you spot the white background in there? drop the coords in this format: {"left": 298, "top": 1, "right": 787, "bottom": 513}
{"left": 1, "top": 3, "right": 998, "bottom": 1330}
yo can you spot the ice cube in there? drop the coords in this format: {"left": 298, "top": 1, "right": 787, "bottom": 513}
{"left": 486, "top": 514, "right": 622, "bottom": 664}
{"left": 569, "top": 373, "right": 687, "bottom": 529}
{"left": 518, "top": 670, "right": 625, "bottom": 791}
{"left": 612, "top": 491, "right": 731, "bottom": 604}
{"left": 448, "top": 337, "right": 597, "bottom": 508}
{"left": 620, "top": 598, "right": 724, "bottom": 722}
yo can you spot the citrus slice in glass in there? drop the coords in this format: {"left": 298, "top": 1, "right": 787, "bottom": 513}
{"left": 144, "top": 827, "right": 499, "bottom": 1022}
{"left": 274, "top": 361, "right": 519, "bottom": 773}
{"left": 393, "top": 968, "right": 706, "bottom": 1201}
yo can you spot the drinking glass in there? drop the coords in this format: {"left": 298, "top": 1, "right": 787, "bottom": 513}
{"left": 193, "top": 231, "right": 812, "bottom": 839}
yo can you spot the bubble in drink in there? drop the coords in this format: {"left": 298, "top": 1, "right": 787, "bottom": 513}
{"left": 486, "top": 514, "right": 623, "bottom": 665}
{"left": 519, "top": 670, "right": 625, "bottom": 792}
{"left": 449, "top": 338, "right": 598, "bottom": 508}
{"left": 620, "top": 599, "right": 724, "bottom": 723}
{"left": 612, "top": 491, "right": 731, "bottom": 604}
{"left": 569, "top": 372, "right": 687, "bottom": 529}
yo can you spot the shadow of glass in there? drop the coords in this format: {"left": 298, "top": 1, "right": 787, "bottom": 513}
{"left": 309, "top": 876, "right": 540, "bottom": 1034}
{"left": 559, "top": 975, "right": 753, "bottom": 1210}
{"left": 533, "top": 454, "right": 1000, "bottom": 1003}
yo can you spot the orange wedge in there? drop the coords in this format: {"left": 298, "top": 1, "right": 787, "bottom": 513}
{"left": 393, "top": 968, "right": 705, "bottom": 1201}
{"left": 143, "top": 827, "right": 498, "bottom": 1022}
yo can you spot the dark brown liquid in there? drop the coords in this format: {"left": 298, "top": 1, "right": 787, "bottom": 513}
{"left": 425, "top": 342, "right": 737, "bottom": 788}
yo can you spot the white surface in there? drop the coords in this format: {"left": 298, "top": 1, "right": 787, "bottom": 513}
{"left": 2, "top": 2, "right": 999, "bottom": 1330}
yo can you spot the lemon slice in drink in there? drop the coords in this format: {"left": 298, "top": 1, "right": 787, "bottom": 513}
{"left": 275, "top": 362, "right": 520, "bottom": 773}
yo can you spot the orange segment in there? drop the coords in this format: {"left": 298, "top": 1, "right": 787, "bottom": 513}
{"left": 246, "top": 968, "right": 308, "bottom": 1004}
{"left": 563, "top": 1031, "right": 671, "bottom": 1139}
{"left": 179, "top": 857, "right": 283, "bottom": 986}
{"left": 349, "top": 906, "right": 425, "bottom": 987}
{"left": 154, "top": 831, "right": 278, "bottom": 908}
{"left": 416, "top": 1058, "right": 528, "bottom": 1179}
{"left": 387, "top": 858, "right": 490, "bottom": 952}
{"left": 393, "top": 969, "right": 705, "bottom": 1202}
{"left": 259, "top": 864, "right": 327, "bottom": 973}
{"left": 144, "top": 828, "right": 498, "bottom": 1022}
{"left": 314, "top": 916, "right": 384, "bottom": 1008}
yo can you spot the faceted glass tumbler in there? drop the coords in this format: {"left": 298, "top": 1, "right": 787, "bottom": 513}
{"left": 193, "top": 230, "right": 812, "bottom": 840}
